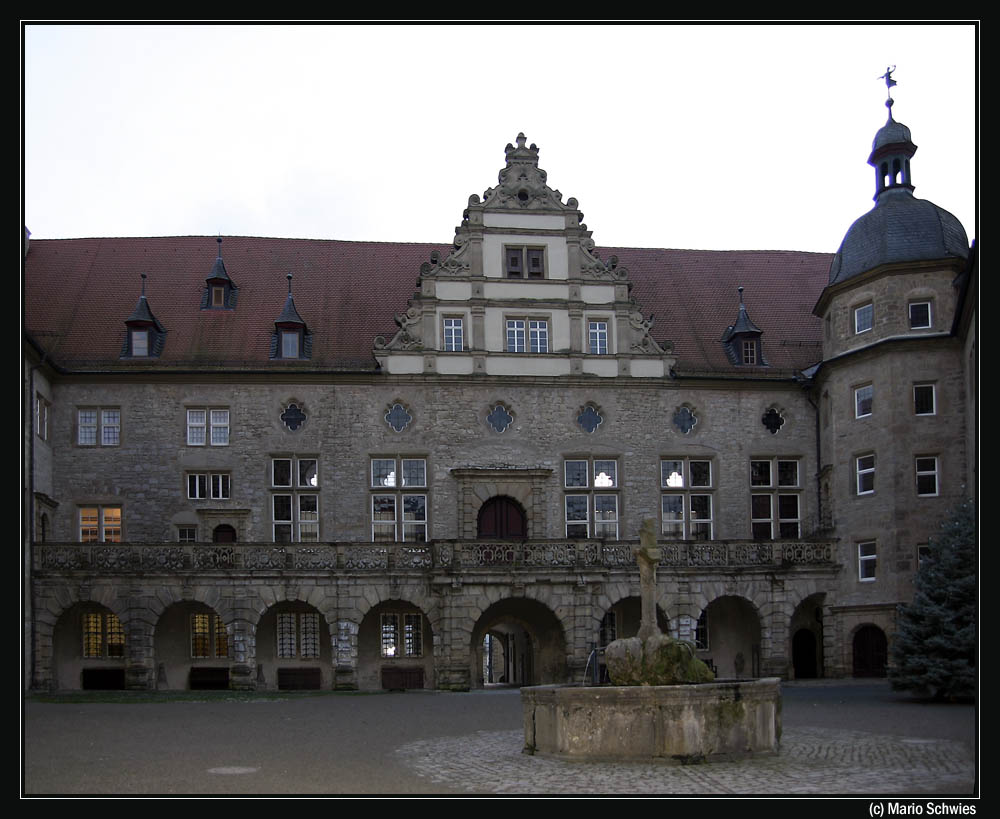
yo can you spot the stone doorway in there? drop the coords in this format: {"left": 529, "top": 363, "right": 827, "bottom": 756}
{"left": 477, "top": 496, "right": 526, "bottom": 538}
{"left": 852, "top": 624, "right": 888, "bottom": 678}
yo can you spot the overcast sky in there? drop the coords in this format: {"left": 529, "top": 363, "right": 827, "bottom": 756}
{"left": 22, "top": 23, "right": 977, "bottom": 253}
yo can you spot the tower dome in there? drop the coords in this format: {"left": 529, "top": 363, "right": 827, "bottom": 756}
{"left": 828, "top": 83, "right": 969, "bottom": 286}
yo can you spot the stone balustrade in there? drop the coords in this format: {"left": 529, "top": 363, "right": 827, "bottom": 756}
{"left": 35, "top": 538, "right": 835, "bottom": 573}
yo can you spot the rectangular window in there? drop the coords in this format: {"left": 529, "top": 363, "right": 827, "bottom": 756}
{"left": 79, "top": 506, "right": 122, "bottom": 543}
{"left": 599, "top": 611, "right": 617, "bottom": 646}
{"left": 750, "top": 459, "right": 801, "bottom": 539}
{"left": 506, "top": 319, "right": 526, "bottom": 353}
{"left": 564, "top": 458, "right": 620, "bottom": 539}
{"left": 379, "top": 613, "right": 423, "bottom": 657}
{"left": 212, "top": 286, "right": 226, "bottom": 308}
{"left": 915, "top": 456, "right": 939, "bottom": 496}
{"left": 443, "top": 317, "right": 464, "bottom": 352}
{"left": 78, "top": 408, "right": 120, "bottom": 446}
{"left": 742, "top": 340, "right": 757, "bottom": 365}
{"left": 909, "top": 301, "right": 932, "bottom": 329}
{"left": 271, "top": 457, "right": 319, "bottom": 542}
{"left": 191, "top": 613, "right": 228, "bottom": 658}
{"left": 83, "top": 612, "right": 125, "bottom": 658}
{"left": 855, "top": 303, "right": 873, "bottom": 334}
{"left": 187, "top": 408, "right": 229, "bottom": 446}
{"left": 914, "top": 384, "right": 936, "bottom": 416}
{"left": 856, "top": 454, "right": 876, "bottom": 495}
{"left": 661, "top": 459, "right": 714, "bottom": 540}
{"left": 187, "top": 473, "right": 231, "bottom": 500}
{"left": 588, "top": 320, "right": 609, "bottom": 355}
{"left": 131, "top": 329, "right": 149, "bottom": 357}
{"left": 855, "top": 384, "right": 873, "bottom": 418}
{"left": 529, "top": 319, "right": 548, "bottom": 353}
{"left": 505, "top": 246, "right": 545, "bottom": 279}
{"left": 35, "top": 394, "right": 50, "bottom": 441}
{"left": 281, "top": 330, "right": 300, "bottom": 359}
{"left": 177, "top": 526, "right": 197, "bottom": 542}
{"left": 858, "top": 542, "right": 877, "bottom": 581}
{"left": 277, "top": 612, "right": 320, "bottom": 659}
{"left": 370, "top": 457, "right": 428, "bottom": 541}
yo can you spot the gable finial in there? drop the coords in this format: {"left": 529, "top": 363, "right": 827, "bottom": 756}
{"left": 287, "top": 272, "right": 293, "bottom": 294}
{"left": 878, "top": 66, "right": 897, "bottom": 118}
{"left": 737, "top": 285, "right": 745, "bottom": 306}
{"left": 140, "top": 272, "right": 147, "bottom": 297}
{"left": 216, "top": 234, "right": 223, "bottom": 258}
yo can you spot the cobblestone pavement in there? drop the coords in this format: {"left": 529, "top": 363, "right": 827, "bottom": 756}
{"left": 395, "top": 727, "right": 976, "bottom": 796}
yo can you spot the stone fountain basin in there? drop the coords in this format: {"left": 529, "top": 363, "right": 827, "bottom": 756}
{"left": 521, "top": 678, "right": 781, "bottom": 762}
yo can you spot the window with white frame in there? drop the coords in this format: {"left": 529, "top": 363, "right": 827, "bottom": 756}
{"left": 564, "top": 458, "right": 620, "bottom": 539}
{"left": 187, "top": 473, "right": 231, "bottom": 500}
{"left": 750, "top": 459, "right": 801, "bottom": 539}
{"left": 909, "top": 301, "right": 932, "bottom": 330}
{"left": 854, "top": 303, "right": 873, "bottom": 334}
{"left": 915, "top": 456, "right": 939, "bottom": 496}
{"left": 529, "top": 319, "right": 548, "bottom": 353}
{"left": 858, "top": 541, "right": 877, "bottom": 581}
{"left": 83, "top": 611, "right": 125, "bottom": 658}
{"left": 35, "top": 394, "right": 50, "bottom": 441}
{"left": 588, "top": 320, "right": 610, "bottom": 355}
{"left": 78, "top": 408, "right": 120, "bottom": 446}
{"left": 506, "top": 319, "right": 548, "bottom": 353}
{"left": 130, "top": 328, "right": 149, "bottom": 357}
{"left": 276, "top": 612, "right": 321, "bottom": 659}
{"left": 271, "top": 457, "right": 319, "bottom": 542}
{"left": 505, "top": 246, "right": 545, "bottom": 279}
{"left": 187, "top": 408, "right": 229, "bottom": 446}
{"left": 177, "top": 526, "right": 198, "bottom": 542}
{"left": 371, "top": 457, "right": 428, "bottom": 542}
{"left": 442, "top": 317, "right": 464, "bottom": 352}
{"left": 854, "top": 384, "right": 873, "bottom": 418}
{"left": 742, "top": 340, "right": 758, "bottom": 365}
{"left": 914, "top": 383, "right": 936, "bottom": 416}
{"left": 380, "top": 612, "right": 423, "bottom": 657}
{"left": 506, "top": 319, "right": 525, "bottom": 352}
{"left": 79, "top": 506, "right": 122, "bottom": 542}
{"left": 190, "top": 613, "right": 228, "bottom": 658}
{"left": 660, "top": 458, "right": 713, "bottom": 540}
{"left": 856, "top": 454, "right": 875, "bottom": 495}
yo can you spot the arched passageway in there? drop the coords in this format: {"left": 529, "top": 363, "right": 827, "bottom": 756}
{"left": 699, "top": 596, "right": 762, "bottom": 679}
{"left": 52, "top": 602, "right": 126, "bottom": 690}
{"left": 256, "top": 601, "right": 332, "bottom": 690}
{"left": 471, "top": 598, "right": 566, "bottom": 688}
{"left": 154, "top": 601, "right": 229, "bottom": 690}
{"left": 790, "top": 594, "right": 825, "bottom": 678}
{"left": 357, "top": 600, "right": 434, "bottom": 690}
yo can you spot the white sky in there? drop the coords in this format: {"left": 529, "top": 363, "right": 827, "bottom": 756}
{"left": 22, "top": 23, "right": 977, "bottom": 253}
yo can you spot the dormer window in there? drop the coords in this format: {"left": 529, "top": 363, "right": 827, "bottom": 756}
{"left": 505, "top": 246, "right": 545, "bottom": 279}
{"left": 271, "top": 273, "right": 310, "bottom": 360}
{"left": 721, "top": 287, "right": 766, "bottom": 367}
{"left": 202, "top": 237, "right": 238, "bottom": 310}
{"left": 122, "top": 273, "right": 165, "bottom": 359}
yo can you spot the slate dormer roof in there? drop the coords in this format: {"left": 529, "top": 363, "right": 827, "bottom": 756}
{"left": 202, "top": 237, "right": 239, "bottom": 309}
{"left": 720, "top": 286, "right": 767, "bottom": 366}
{"left": 122, "top": 273, "right": 167, "bottom": 357}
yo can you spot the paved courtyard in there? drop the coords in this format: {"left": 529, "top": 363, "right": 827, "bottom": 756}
{"left": 22, "top": 681, "right": 977, "bottom": 796}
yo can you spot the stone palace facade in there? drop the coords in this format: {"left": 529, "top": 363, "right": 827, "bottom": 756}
{"left": 23, "top": 101, "right": 975, "bottom": 692}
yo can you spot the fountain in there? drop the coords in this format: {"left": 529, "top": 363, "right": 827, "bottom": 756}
{"left": 521, "top": 520, "right": 781, "bottom": 762}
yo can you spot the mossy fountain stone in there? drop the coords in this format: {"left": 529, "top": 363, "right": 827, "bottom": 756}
{"left": 521, "top": 520, "right": 781, "bottom": 762}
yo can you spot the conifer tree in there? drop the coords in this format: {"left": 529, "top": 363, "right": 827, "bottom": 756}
{"left": 890, "top": 500, "right": 976, "bottom": 700}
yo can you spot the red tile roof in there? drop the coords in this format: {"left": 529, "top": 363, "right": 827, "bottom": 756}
{"left": 23, "top": 236, "right": 832, "bottom": 375}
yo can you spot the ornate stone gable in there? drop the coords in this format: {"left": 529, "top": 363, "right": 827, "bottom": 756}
{"left": 373, "top": 134, "right": 674, "bottom": 377}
